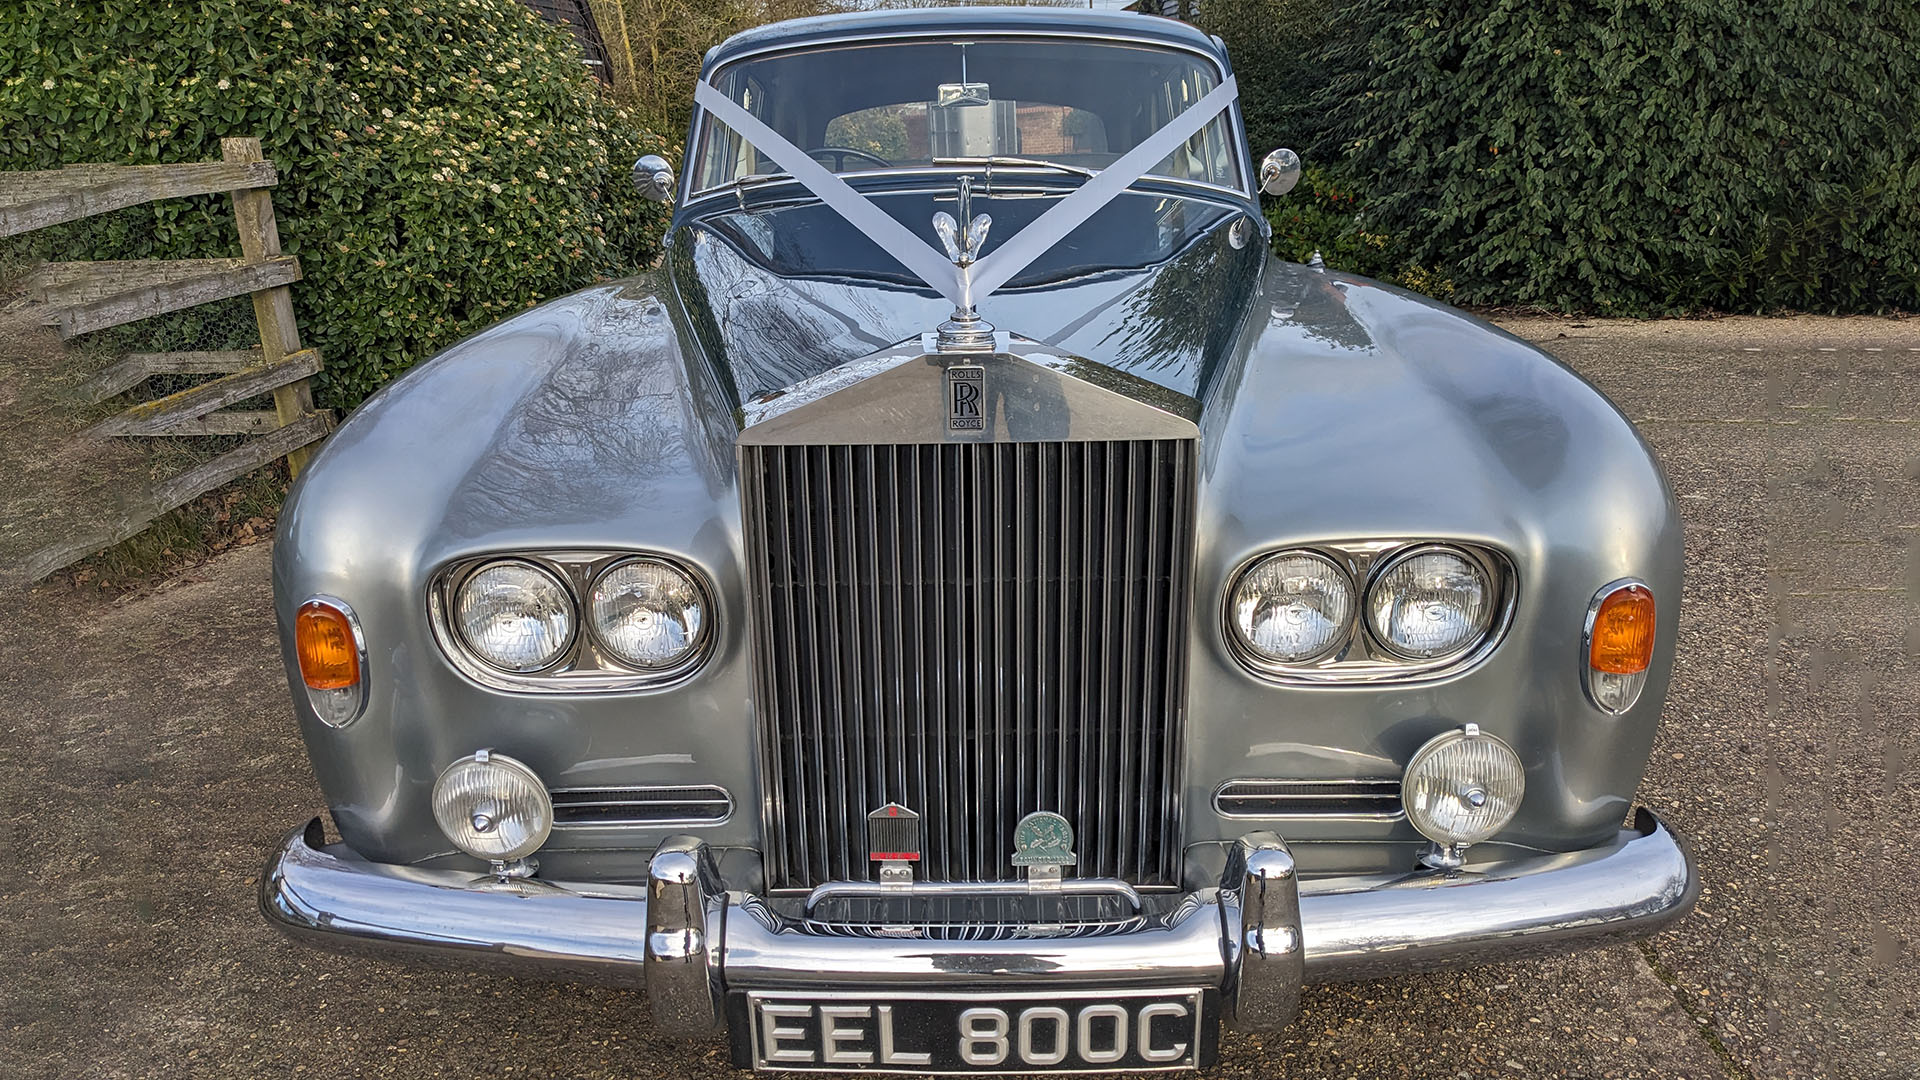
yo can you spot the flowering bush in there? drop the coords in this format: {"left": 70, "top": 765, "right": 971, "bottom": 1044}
{"left": 0, "top": 0, "right": 672, "bottom": 406}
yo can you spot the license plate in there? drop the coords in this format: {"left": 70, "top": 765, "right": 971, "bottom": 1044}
{"left": 732, "top": 988, "right": 1214, "bottom": 1073}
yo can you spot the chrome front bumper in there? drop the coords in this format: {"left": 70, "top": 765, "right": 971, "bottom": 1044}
{"left": 262, "top": 810, "right": 1696, "bottom": 1042}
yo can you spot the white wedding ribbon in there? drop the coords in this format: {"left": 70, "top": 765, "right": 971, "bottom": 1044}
{"left": 965, "top": 75, "right": 1237, "bottom": 299}
{"left": 693, "top": 74, "right": 1239, "bottom": 310}
{"left": 694, "top": 80, "right": 967, "bottom": 307}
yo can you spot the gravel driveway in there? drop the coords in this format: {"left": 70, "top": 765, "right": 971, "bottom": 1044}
{"left": 2, "top": 316, "right": 1914, "bottom": 1080}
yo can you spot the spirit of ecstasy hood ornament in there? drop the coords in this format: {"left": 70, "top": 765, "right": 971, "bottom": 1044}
{"left": 932, "top": 176, "right": 994, "bottom": 352}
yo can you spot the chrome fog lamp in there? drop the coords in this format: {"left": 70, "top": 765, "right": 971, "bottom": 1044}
{"left": 431, "top": 750, "right": 553, "bottom": 868}
{"left": 588, "top": 557, "right": 707, "bottom": 670}
{"left": 452, "top": 559, "right": 575, "bottom": 672}
{"left": 1229, "top": 550, "right": 1356, "bottom": 664}
{"left": 1365, "top": 545, "right": 1493, "bottom": 660}
{"left": 1402, "top": 724, "right": 1524, "bottom": 868}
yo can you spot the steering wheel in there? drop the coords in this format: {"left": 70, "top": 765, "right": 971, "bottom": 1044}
{"left": 807, "top": 146, "right": 892, "bottom": 171}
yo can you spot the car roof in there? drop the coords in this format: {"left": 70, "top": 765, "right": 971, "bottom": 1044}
{"left": 702, "top": 7, "right": 1227, "bottom": 75}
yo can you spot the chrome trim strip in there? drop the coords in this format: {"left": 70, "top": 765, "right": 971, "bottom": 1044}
{"left": 804, "top": 877, "right": 1144, "bottom": 913}
{"left": 681, "top": 170, "right": 1258, "bottom": 224}
{"left": 724, "top": 890, "right": 1229, "bottom": 990}
{"left": 262, "top": 811, "right": 1697, "bottom": 1002}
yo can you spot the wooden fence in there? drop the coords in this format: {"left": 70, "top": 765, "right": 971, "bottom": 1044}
{"left": 0, "top": 137, "right": 330, "bottom": 581}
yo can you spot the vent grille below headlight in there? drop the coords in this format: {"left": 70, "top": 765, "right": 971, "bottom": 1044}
{"left": 1214, "top": 779, "right": 1404, "bottom": 819}
{"left": 550, "top": 785, "right": 733, "bottom": 826}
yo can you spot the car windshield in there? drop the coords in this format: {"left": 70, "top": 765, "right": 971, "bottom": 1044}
{"left": 691, "top": 37, "right": 1242, "bottom": 194}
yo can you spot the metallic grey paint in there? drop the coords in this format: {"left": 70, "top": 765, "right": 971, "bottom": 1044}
{"left": 274, "top": 255, "right": 1680, "bottom": 871}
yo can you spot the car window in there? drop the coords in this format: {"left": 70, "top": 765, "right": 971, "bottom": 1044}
{"left": 691, "top": 38, "right": 1241, "bottom": 193}
{"left": 820, "top": 102, "right": 1111, "bottom": 171}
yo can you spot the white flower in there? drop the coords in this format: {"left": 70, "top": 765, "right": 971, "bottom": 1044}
{"left": 381, "top": 107, "right": 393, "bottom": 118}
{"left": 488, "top": 182, "right": 501, "bottom": 194}
{"left": 216, "top": 78, "right": 231, "bottom": 90}
{"left": 41, "top": 78, "right": 54, "bottom": 89}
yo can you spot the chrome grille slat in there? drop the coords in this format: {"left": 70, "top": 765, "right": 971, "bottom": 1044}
{"left": 745, "top": 437, "right": 1195, "bottom": 889}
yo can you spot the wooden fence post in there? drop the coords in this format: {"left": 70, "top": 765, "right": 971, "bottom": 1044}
{"left": 222, "top": 136, "right": 318, "bottom": 476}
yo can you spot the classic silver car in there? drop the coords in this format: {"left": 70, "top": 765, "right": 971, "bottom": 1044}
{"left": 262, "top": 8, "right": 1697, "bottom": 1072}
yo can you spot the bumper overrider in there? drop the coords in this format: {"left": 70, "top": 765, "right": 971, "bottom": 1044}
{"left": 261, "top": 809, "right": 1696, "bottom": 1069}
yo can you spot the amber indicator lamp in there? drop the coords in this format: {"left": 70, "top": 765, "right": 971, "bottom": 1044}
{"left": 296, "top": 600, "right": 361, "bottom": 690}
{"left": 1588, "top": 584, "right": 1655, "bottom": 674}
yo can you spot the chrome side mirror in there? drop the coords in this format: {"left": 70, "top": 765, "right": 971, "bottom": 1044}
{"left": 1259, "top": 148, "right": 1301, "bottom": 197}
{"left": 632, "top": 154, "right": 675, "bottom": 203}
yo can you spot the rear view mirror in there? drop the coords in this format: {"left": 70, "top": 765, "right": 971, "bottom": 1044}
{"left": 936, "top": 82, "right": 991, "bottom": 107}
{"left": 1259, "top": 148, "right": 1301, "bottom": 197}
{"left": 632, "top": 154, "right": 674, "bottom": 203}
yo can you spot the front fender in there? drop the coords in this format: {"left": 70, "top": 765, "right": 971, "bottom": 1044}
{"left": 272, "top": 278, "right": 762, "bottom": 869}
{"left": 1182, "top": 260, "right": 1683, "bottom": 861}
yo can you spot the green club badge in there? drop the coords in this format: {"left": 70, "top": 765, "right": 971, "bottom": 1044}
{"left": 1011, "top": 811, "right": 1077, "bottom": 868}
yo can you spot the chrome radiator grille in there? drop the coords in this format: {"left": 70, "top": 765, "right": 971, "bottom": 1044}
{"left": 742, "top": 439, "right": 1196, "bottom": 890}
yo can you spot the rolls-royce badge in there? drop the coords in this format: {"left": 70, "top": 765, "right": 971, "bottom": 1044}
{"left": 947, "top": 365, "right": 985, "bottom": 432}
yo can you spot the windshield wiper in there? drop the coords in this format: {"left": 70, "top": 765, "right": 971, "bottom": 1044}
{"left": 931, "top": 156, "right": 1096, "bottom": 179}
{"left": 736, "top": 171, "right": 795, "bottom": 189}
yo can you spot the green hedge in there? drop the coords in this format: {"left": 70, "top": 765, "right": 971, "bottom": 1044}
{"left": 1, "top": 0, "right": 672, "bottom": 407}
{"left": 1215, "top": 0, "right": 1920, "bottom": 314}
{"left": 1199, "top": 0, "right": 1348, "bottom": 161}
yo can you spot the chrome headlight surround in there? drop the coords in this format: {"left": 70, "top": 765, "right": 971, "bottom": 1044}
{"left": 1223, "top": 539, "right": 1515, "bottom": 685}
{"left": 430, "top": 550, "right": 717, "bottom": 693}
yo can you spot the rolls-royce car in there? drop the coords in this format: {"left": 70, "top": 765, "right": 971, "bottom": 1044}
{"left": 262, "top": 7, "right": 1698, "bottom": 1072}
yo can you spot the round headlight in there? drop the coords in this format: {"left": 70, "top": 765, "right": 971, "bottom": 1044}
{"left": 1365, "top": 546, "right": 1493, "bottom": 660}
{"left": 431, "top": 750, "right": 553, "bottom": 862}
{"left": 1402, "top": 725, "right": 1524, "bottom": 847}
{"left": 1230, "top": 550, "right": 1355, "bottom": 663}
{"left": 453, "top": 559, "right": 574, "bottom": 672}
{"left": 589, "top": 558, "right": 707, "bottom": 670}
